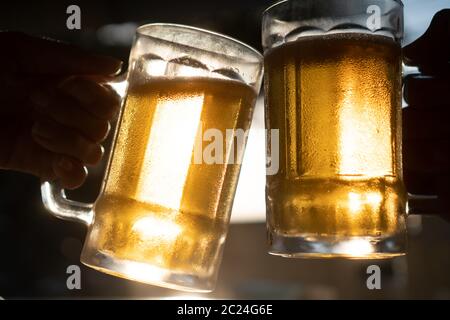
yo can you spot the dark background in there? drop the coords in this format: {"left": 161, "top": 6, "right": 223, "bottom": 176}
{"left": 1, "top": 0, "right": 450, "bottom": 299}
{"left": 0, "top": 0, "right": 271, "bottom": 65}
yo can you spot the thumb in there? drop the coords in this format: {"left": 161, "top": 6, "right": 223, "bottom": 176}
{"left": 2, "top": 32, "right": 123, "bottom": 76}
{"left": 403, "top": 9, "right": 450, "bottom": 73}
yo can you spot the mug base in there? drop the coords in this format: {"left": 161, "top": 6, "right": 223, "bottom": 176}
{"left": 268, "top": 232, "right": 406, "bottom": 259}
{"left": 81, "top": 250, "right": 215, "bottom": 293}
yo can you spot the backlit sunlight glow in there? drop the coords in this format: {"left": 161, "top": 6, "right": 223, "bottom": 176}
{"left": 108, "top": 79, "right": 128, "bottom": 98}
{"left": 145, "top": 58, "right": 167, "bottom": 76}
{"left": 136, "top": 94, "right": 205, "bottom": 209}
{"left": 123, "top": 260, "right": 169, "bottom": 285}
{"left": 338, "top": 82, "right": 359, "bottom": 175}
{"left": 348, "top": 191, "right": 383, "bottom": 213}
{"left": 366, "top": 192, "right": 383, "bottom": 207}
{"left": 132, "top": 216, "right": 182, "bottom": 241}
{"left": 335, "top": 239, "right": 375, "bottom": 256}
{"left": 348, "top": 192, "right": 363, "bottom": 213}
{"left": 337, "top": 66, "right": 391, "bottom": 176}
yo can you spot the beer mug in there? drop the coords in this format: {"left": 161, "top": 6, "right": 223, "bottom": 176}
{"left": 263, "top": 0, "right": 409, "bottom": 258}
{"left": 42, "top": 24, "right": 263, "bottom": 292}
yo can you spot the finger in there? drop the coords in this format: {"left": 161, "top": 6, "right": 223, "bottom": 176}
{"left": 403, "top": 138, "right": 450, "bottom": 174}
{"left": 403, "top": 106, "right": 450, "bottom": 140}
{"left": 58, "top": 76, "right": 121, "bottom": 120}
{"left": 31, "top": 120, "right": 103, "bottom": 165}
{"left": 1, "top": 32, "right": 123, "bottom": 75}
{"left": 404, "top": 75, "right": 450, "bottom": 107}
{"left": 0, "top": 126, "right": 87, "bottom": 189}
{"left": 52, "top": 155, "right": 88, "bottom": 190}
{"left": 403, "top": 9, "right": 450, "bottom": 71}
{"left": 31, "top": 90, "right": 111, "bottom": 142}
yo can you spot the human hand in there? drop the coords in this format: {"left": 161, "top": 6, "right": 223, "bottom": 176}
{"left": 0, "top": 32, "right": 122, "bottom": 189}
{"left": 403, "top": 9, "right": 450, "bottom": 220}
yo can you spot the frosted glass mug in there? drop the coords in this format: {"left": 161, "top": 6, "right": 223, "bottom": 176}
{"left": 42, "top": 24, "right": 263, "bottom": 292}
{"left": 262, "top": 0, "right": 407, "bottom": 258}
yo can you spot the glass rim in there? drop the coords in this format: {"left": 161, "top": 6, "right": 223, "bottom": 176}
{"left": 262, "top": 0, "right": 288, "bottom": 15}
{"left": 263, "top": 0, "right": 404, "bottom": 16}
{"left": 136, "top": 23, "right": 263, "bottom": 63}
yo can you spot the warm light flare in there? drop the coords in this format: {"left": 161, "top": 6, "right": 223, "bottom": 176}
{"left": 348, "top": 192, "right": 362, "bottom": 212}
{"left": 124, "top": 261, "right": 168, "bottom": 284}
{"left": 144, "top": 58, "right": 167, "bottom": 76}
{"left": 337, "top": 58, "right": 393, "bottom": 176}
{"left": 137, "top": 94, "right": 204, "bottom": 209}
{"left": 132, "top": 216, "right": 182, "bottom": 241}
{"left": 335, "top": 239, "right": 375, "bottom": 257}
{"left": 367, "top": 192, "right": 383, "bottom": 206}
{"left": 348, "top": 191, "right": 383, "bottom": 213}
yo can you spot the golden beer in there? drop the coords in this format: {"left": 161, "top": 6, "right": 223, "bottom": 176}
{"left": 264, "top": 33, "right": 406, "bottom": 257}
{"left": 83, "top": 77, "right": 256, "bottom": 278}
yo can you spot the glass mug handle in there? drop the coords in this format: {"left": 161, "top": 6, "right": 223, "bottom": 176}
{"left": 40, "top": 75, "right": 128, "bottom": 225}
{"left": 407, "top": 194, "right": 440, "bottom": 215}
{"left": 41, "top": 181, "right": 94, "bottom": 225}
